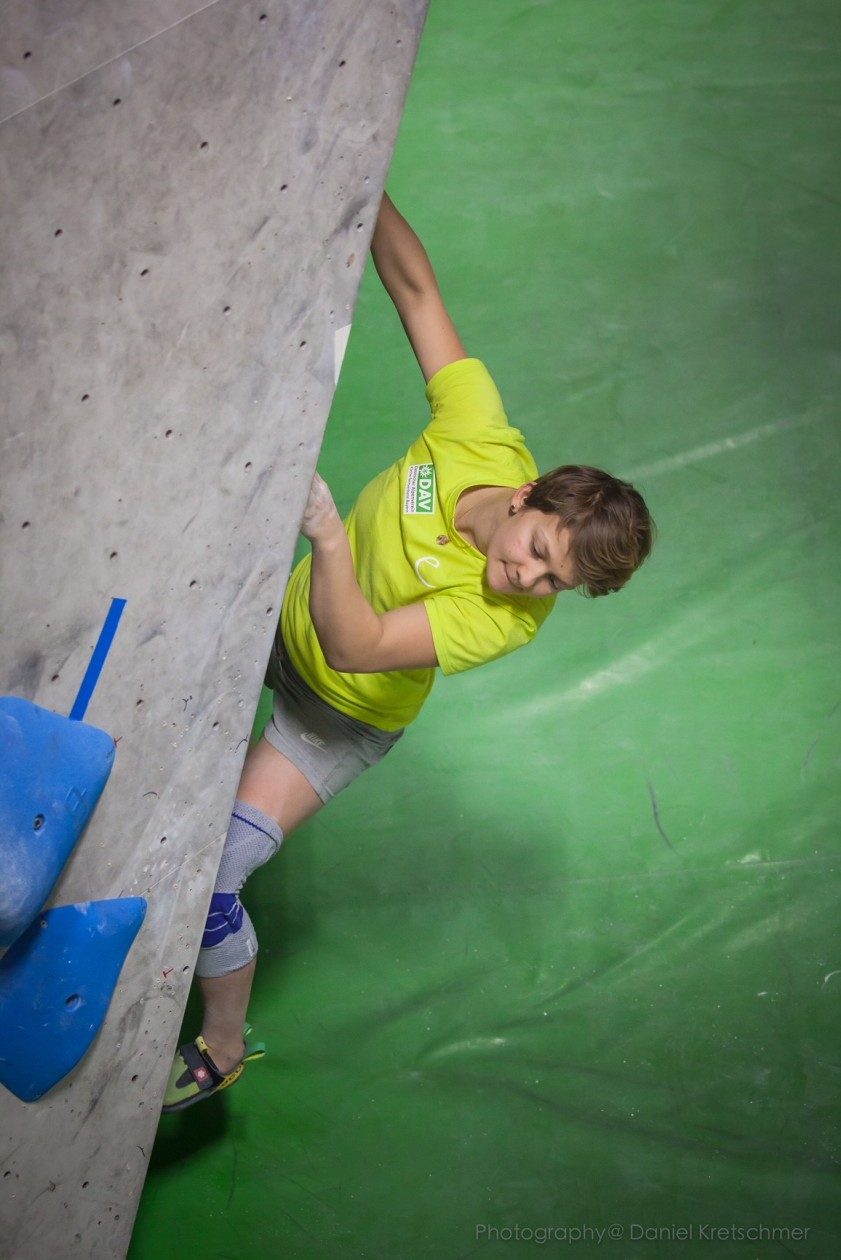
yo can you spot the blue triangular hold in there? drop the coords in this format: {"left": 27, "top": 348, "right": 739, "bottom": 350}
{"left": 0, "top": 898, "right": 146, "bottom": 1103}
{"left": 0, "top": 697, "right": 115, "bottom": 951}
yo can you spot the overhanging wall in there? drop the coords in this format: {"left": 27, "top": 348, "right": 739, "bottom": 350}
{"left": 0, "top": 2, "right": 429, "bottom": 1256}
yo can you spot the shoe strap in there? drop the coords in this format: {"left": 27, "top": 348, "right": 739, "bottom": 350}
{"left": 181, "top": 1038, "right": 224, "bottom": 1092}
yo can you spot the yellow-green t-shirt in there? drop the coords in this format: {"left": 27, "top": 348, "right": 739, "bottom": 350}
{"left": 281, "top": 358, "right": 555, "bottom": 730}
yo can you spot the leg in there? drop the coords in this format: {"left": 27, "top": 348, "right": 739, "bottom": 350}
{"left": 198, "top": 736, "right": 324, "bottom": 1071}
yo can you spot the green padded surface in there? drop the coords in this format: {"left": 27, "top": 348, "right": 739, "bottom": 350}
{"left": 131, "top": 2, "right": 841, "bottom": 1256}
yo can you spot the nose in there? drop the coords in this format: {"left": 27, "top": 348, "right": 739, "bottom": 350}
{"left": 519, "top": 560, "right": 541, "bottom": 590}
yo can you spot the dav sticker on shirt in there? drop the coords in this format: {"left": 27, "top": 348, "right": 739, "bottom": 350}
{"left": 404, "top": 463, "right": 437, "bottom": 515}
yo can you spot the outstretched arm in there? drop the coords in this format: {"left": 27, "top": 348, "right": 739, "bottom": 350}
{"left": 301, "top": 472, "right": 438, "bottom": 673}
{"left": 370, "top": 192, "right": 468, "bottom": 383}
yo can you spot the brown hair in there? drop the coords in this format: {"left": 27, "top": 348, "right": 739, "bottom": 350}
{"left": 525, "top": 465, "right": 654, "bottom": 597}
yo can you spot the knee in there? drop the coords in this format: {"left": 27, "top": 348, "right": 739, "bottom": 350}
{"left": 214, "top": 800, "right": 284, "bottom": 895}
{"left": 201, "top": 892, "right": 244, "bottom": 949}
{"left": 197, "top": 895, "right": 257, "bottom": 978}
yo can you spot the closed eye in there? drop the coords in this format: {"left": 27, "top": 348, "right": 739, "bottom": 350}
{"left": 532, "top": 540, "right": 562, "bottom": 591}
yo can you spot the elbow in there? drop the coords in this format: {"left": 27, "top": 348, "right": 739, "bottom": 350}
{"left": 323, "top": 641, "right": 367, "bottom": 674}
{"left": 324, "top": 647, "right": 355, "bottom": 673}
{"left": 320, "top": 638, "right": 348, "bottom": 672}
{"left": 316, "top": 620, "right": 384, "bottom": 674}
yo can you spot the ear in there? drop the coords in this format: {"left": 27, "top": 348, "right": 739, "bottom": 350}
{"left": 512, "top": 482, "right": 535, "bottom": 511}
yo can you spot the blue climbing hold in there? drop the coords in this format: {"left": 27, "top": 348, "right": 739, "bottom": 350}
{"left": 0, "top": 697, "right": 115, "bottom": 951}
{"left": 0, "top": 898, "right": 146, "bottom": 1102}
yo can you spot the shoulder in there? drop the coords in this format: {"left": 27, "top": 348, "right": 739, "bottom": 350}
{"left": 425, "top": 358, "right": 508, "bottom": 433}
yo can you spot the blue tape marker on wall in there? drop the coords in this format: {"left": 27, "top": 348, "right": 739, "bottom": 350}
{"left": 69, "top": 597, "right": 127, "bottom": 722}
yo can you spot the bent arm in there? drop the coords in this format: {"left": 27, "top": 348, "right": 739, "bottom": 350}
{"left": 371, "top": 192, "right": 468, "bottom": 383}
{"left": 301, "top": 473, "right": 438, "bottom": 673}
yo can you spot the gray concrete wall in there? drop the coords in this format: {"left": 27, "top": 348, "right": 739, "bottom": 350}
{"left": 0, "top": 2, "right": 428, "bottom": 1256}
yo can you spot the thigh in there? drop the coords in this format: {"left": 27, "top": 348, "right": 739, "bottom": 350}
{"left": 236, "top": 736, "right": 324, "bottom": 837}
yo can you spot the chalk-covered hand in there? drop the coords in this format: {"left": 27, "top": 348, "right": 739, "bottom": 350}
{"left": 300, "top": 471, "right": 343, "bottom": 543}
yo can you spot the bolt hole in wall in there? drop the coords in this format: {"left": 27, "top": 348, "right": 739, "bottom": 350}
{"left": 33, "top": 814, "right": 44, "bottom": 831}
{"left": 21, "top": 521, "right": 29, "bottom": 529}
{"left": 66, "top": 995, "right": 81, "bottom": 1011}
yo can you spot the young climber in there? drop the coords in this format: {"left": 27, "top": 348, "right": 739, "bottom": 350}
{"left": 162, "top": 192, "right": 654, "bottom": 1110}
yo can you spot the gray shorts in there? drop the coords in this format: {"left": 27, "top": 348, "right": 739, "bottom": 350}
{"left": 263, "top": 637, "right": 404, "bottom": 803}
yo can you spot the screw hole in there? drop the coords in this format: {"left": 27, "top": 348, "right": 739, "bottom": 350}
{"left": 189, "top": 580, "right": 198, "bottom": 588}
{"left": 52, "top": 673, "right": 60, "bottom": 682}
{"left": 223, "top": 305, "right": 232, "bottom": 315}
{"left": 299, "top": 340, "right": 307, "bottom": 348}
{"left": 140, "top": 268, "right": 149, "bottom": 277}
{"left": 112, "top": 98, "right": 121, "bottom": 107}
{"left": 339, "top": 60, "right": 346, "bottom": 68}
{"left": 259, "top": 12, "right": 267, "bottom": 20}
{"left": 131, "top": 1075, "right": 138, "bottom": 1082}
{"left": 160, "top": 836, "right": 167, "bottom": 845}
{"left": 245, "top": 461, "right": 252, "bottom": 470}
{"left": 33, "top": 814, "right": 45, "bottom": 831}
{"left": 212, "top": 721, "right": 220, "bottom": 730}
{"left": 23, "top": 51, "right": 32, "bottom": 60}
{"left": 280, "top": 183, "right": 288, "bottom": 192}
{"left": 81, "top": 1179, "right": 89, "bottom": 1188}
{"left": 266, "top": 607, "right": 273, "bottom": 615}
{"left": 21, "top": 521, "right": 30, "bottom": 529}
{"left": 54, "top": 228, "right": 63, "bottom": 237}
{"left": 109, "top": 550, "right": 118, "bottom": 560}
{"left": 200, "top": 141, "right": 209, "bottom": 150}
{"left": 81, "top": 393, "right": 90, "bottom": 402}
{"left": 66, "top": 995, "right": 81, "bottom": 1011}
{"left": 165, "top": 429, "right": 173, "bottom": 438}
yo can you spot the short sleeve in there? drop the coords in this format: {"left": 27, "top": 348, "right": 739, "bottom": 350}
{"left": 425, "top": 358, "right": 508, "bottom": 437}
{"left": 424, "top": 589, "right": 552, "bottom": 676}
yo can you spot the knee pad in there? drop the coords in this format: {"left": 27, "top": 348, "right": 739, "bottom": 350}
{"left": 195, "top": 799, "right": 283, "bottom": 978}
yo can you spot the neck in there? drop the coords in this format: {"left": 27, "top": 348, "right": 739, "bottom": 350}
{"left": 455, "top": 486, "right": 511, "bottom": 553}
